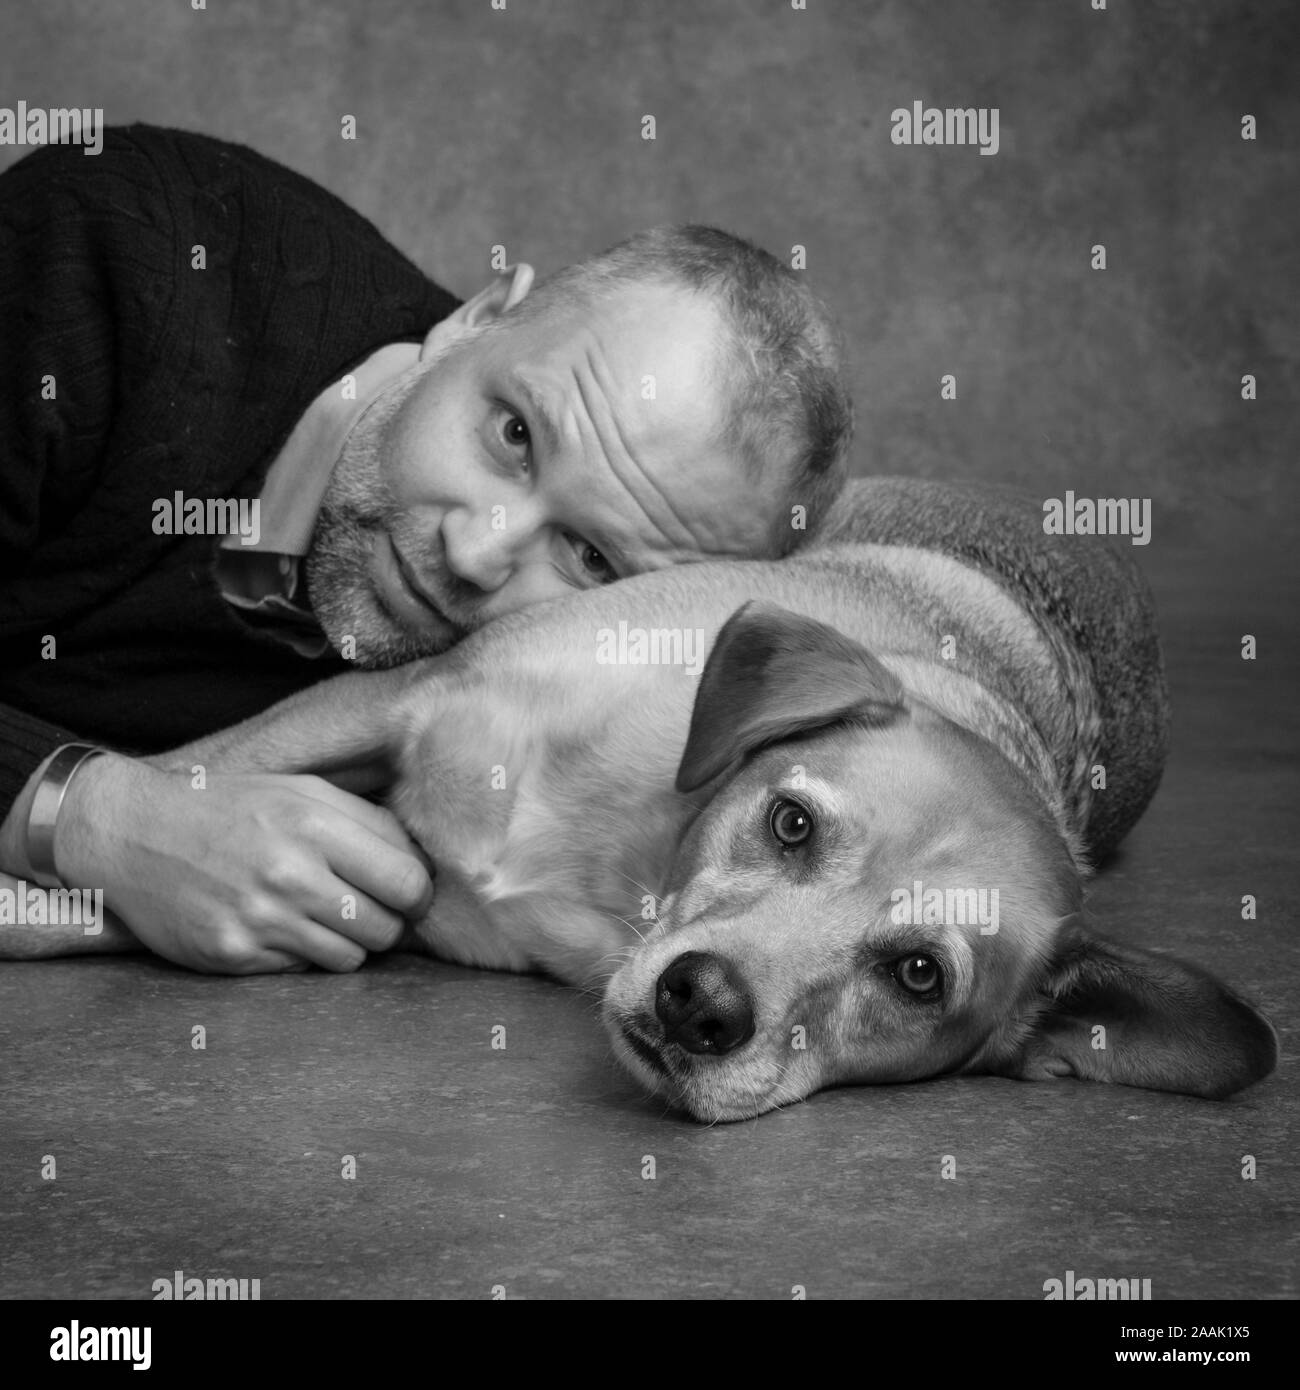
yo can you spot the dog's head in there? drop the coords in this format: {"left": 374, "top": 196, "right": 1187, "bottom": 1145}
{"left": 602, "top": 602, "right": 1276, "bottom": 1122}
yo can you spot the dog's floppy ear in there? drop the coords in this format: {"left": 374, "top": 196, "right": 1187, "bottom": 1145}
{"left": 675, "top": 600, "right": 906, "bottom": 793}
{"left": 997, "top": 923, "right": 1277, "bottom": 1099}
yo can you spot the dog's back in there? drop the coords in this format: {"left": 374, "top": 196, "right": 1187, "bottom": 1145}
{"left": 815, "top": 478, "right": 1169, "bottom": 863}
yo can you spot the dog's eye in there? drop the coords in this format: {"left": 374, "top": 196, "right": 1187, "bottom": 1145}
{"left": 769, "top": 799, "right": 813, "bottom": 847}
{"left": 894, "top": 954, "right": 942, "bottom": 997}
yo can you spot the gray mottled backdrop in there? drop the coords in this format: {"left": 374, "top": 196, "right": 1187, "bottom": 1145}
{"left": 3, "top": 0, "right": 1296, "bottom": 558}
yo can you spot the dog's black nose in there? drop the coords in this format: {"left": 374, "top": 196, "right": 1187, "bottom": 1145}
{"left": 655, "top": 951, "right": 755, "bottom": 1055}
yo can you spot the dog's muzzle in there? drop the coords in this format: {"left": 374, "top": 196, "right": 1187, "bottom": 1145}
{"left": 654, "top": 950, "right": 756, "bottom": 1055}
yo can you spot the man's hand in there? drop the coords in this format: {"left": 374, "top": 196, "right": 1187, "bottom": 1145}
{"left": 51, "top": 753, "right": 433, "bottom": 974}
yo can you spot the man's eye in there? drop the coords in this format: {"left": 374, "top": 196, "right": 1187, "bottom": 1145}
{"left": 573, "top": 539, "right": 616, "bottom": 584}
{"left": 502, "top": 414, "right": 530, "bottom": 449}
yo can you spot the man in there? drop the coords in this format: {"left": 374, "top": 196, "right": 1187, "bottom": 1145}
{"left": 0, "top": 125, "right": 852, "bottom": 973}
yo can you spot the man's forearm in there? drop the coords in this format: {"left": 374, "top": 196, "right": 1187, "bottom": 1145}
{"left": 0, "top": 747, "right": 61, "bottom": 879}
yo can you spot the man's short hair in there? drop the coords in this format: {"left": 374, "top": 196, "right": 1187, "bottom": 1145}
{"left": 504, "top": 224, "right": 853, "bottom": 556}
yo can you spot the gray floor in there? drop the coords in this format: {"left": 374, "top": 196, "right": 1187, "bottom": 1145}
{"left": 1, "top": 541, "right": 1295, "bottom": 1301}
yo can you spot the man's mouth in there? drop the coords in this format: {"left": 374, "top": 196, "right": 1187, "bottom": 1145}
{"left": 377, "top": 532, "right": 459, "bottom": 639}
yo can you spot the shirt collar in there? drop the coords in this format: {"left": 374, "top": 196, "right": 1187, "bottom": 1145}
{"left": 219, "top": 339, "right": 422, "bottom": 558}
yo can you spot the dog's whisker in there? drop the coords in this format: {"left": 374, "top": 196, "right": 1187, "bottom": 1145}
{"left": 592, "top": 936, "right": 642, "bottom": 968}
{"left": 608, "top": 914, "right": 650, "bottom": 947}
{"left": 609, "top": 867, "right": 671, "bottom": 915}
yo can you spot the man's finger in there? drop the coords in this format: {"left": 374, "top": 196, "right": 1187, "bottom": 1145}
{"left": 199, "top": 948, "right": 311, "bottom": 976}
{"left": 260, "top": 920, "right": 369, "bottom": 974}
{"left": 288, "top": 775, "right": 421, "bottom": 854}
{"left": 308, "top": 875, "right": 407, "bottom": 952}
{"left": 323, "top": 829, "right": 433, "bottom": 918}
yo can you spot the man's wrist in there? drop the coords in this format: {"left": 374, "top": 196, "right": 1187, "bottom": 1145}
{"left": 55, "top": 751, "right": 138, "bottom": 889}
{"left": 26, "top": 744, "right": 108, "bottom": 887}
{"left": 0, "top": 746, "right": 125, "bottom": 884}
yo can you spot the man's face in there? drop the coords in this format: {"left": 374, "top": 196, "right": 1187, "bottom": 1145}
{"left": 306, "top": 283, "right": 783, "bottom": 667}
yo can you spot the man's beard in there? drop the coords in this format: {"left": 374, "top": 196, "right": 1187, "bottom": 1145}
{"left": 305, "top": 345, "right": 486, "bottom": 669}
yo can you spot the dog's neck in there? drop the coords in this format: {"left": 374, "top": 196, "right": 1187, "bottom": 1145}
{"left": 884, "top": 655, "right": 1088, "bottom": 870}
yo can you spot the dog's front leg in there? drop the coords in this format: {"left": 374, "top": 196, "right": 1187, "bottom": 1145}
{"left": 144, "top": 662, "right": 436, "bottom": 790}
{"left": 0, "top": 666, "right": 448, "bottom": 965}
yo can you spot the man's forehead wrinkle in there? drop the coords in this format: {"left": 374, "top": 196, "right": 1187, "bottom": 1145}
{"left": 563, "top": 349, "right": 690, "bottom": 554}
{"left": 575, "top": 341, "right": 718, "bottom": 553}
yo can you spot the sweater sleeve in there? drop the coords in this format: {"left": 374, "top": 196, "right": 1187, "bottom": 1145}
{"left": 0, "top": 707, "right": 82, "bottom": 822}
{"left": 0, "top": 130, "right": 174, "bottom": 577}
{"left": 0, "top": 132, "right": 174, "bottom": 816}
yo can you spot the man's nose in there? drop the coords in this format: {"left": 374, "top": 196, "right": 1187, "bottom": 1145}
{"left": 439, "top": 502, "right": 539, "bottom": 594}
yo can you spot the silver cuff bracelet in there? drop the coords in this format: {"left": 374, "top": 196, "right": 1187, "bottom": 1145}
{"left": 26, "top": 743, "right": 107, "bottom": 889}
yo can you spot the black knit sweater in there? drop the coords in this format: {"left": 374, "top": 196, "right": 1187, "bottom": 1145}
{"left": 0, "top": 126, "right": 459, "bottom": 818}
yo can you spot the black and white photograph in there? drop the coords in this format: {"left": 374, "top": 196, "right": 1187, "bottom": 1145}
{"left": 0, "top": 0, "right": 1294, "bottom": 1342}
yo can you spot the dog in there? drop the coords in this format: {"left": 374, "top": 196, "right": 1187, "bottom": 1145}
{"left": 134, "top": 477, "right": 1274, "bottom": 1122}
{"left": 4, "top": 479, "right": 1271, "bottom": 1117}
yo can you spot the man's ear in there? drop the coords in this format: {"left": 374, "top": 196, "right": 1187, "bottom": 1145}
{"left": 675, "top": 601, "right": 906, "bottom": 793}
{"left": 997, "top": 923, "right": 1277, "bottom": 1099}
{"left": 420, "top": 262, "right": 535, "bottom": 357}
